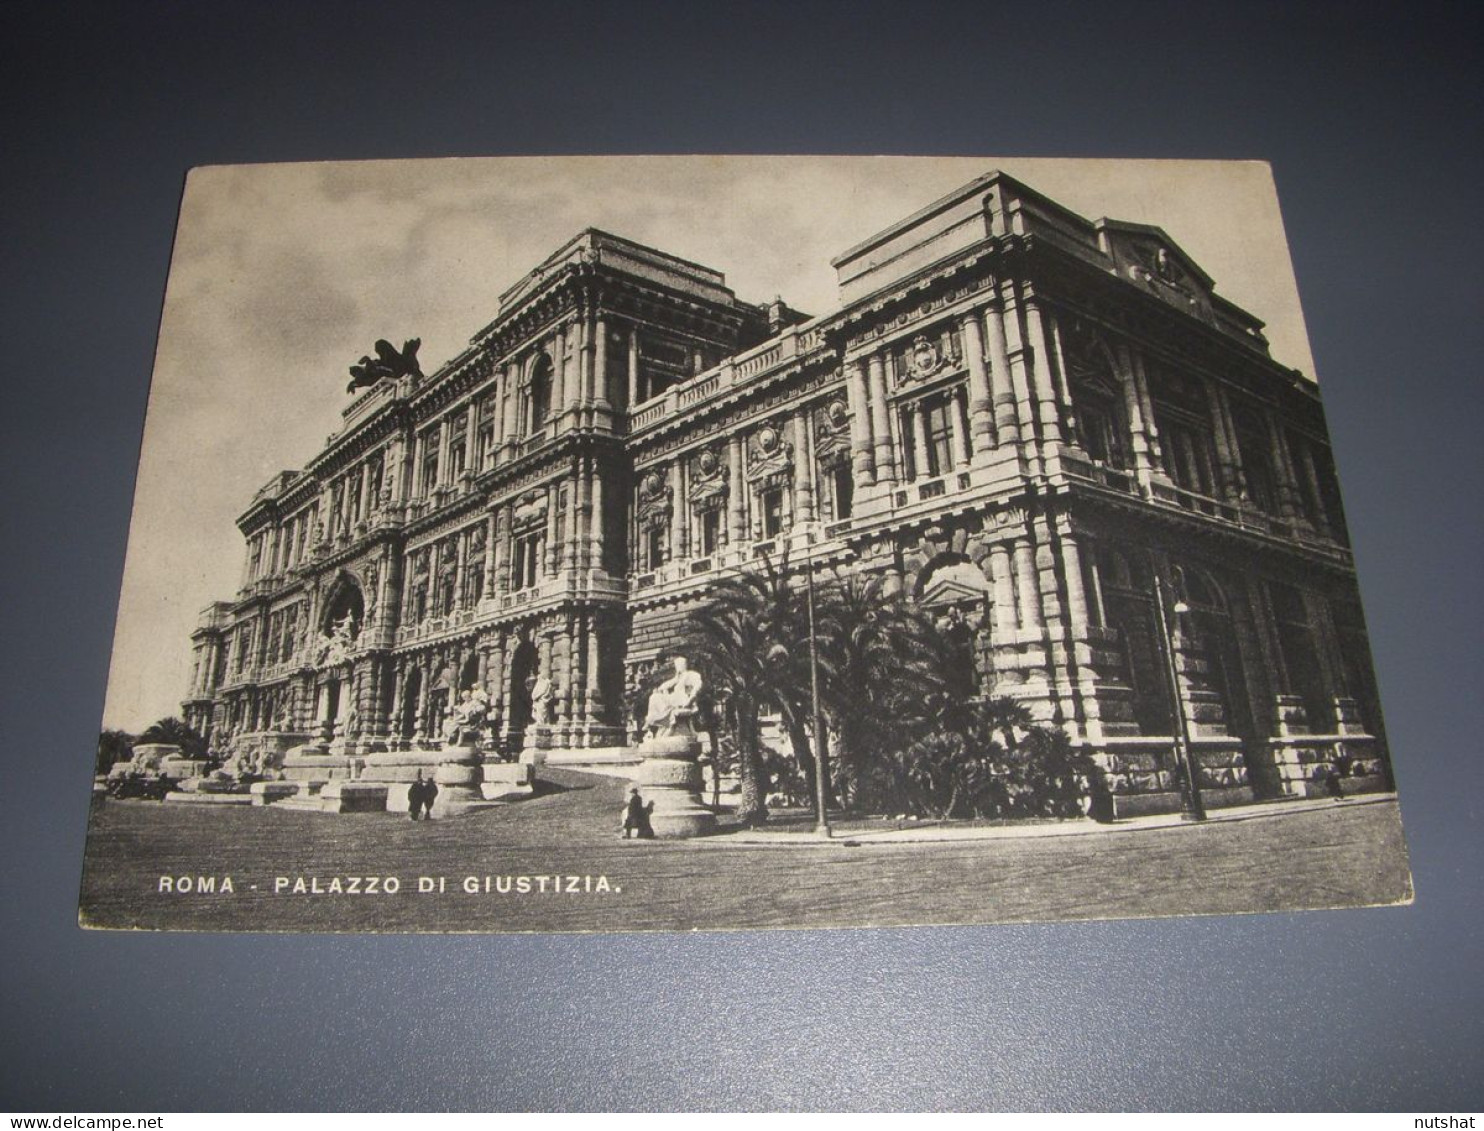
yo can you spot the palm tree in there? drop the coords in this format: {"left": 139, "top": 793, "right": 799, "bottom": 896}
{"left": 137, "top": 716, "right": 206, "bottom": 758}
{"left": 690, "top": 577, "right": 777, "bottom": 824}
{"left": 96, "top": 729, "right": 134, "bottom": 776}
{"left": 690, "top": 551, "right": 837, "bottom": 822}
{"left": 813, "top": 573, "right": 952, "bottom": 812}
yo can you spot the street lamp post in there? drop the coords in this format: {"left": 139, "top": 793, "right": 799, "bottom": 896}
{"left": 1152, "top": 568, "right": 1206, "bottom": 822}
{"left": 805, "top": 565, "right": 832, "bottom": 839}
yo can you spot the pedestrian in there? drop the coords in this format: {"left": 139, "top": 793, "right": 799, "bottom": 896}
{"left": 408, "top": 771, "right": 425, "bottom": 820}
{"left": 422, "top": 774, "right": 439, "bottom": 819}
{"left": 622, "top": 787, "right": 655, "bottom": 839}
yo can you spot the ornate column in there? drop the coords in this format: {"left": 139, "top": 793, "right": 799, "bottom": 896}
{"left": 1013, "top": 536, "right": 1043, "bottom": 630}
{"left": 564, "top": 320, "right": 583, "bottom": 414}
{"left": 1024, "top": 295, "right": 1065, "bottom": 447}
{"left": 1202, "top": 379, "right": 1240, "bottom": 500}
{"left": 544, "top": 484, "right": 560, "bottom": 577}
{"left": 627, "top": 326, "right": 641, "bottom": 407}
{"left": 463, "top": 403, "right": 479, "bottom": 472}
{"left": 485, "top": 642, "right": 505, "bottom": 725}
{"left": 590, "top": 464, "right": 606, "bottom": 570}
{"left": 961, "top": 310, "right": 994, "bottom": 455}
{"left": 551, "top": 326, "right": 568, "bottom": 416}
{"left": 1045, "top": 313, "right": 1077, "bottom": 423}
{"left": 726, "top": 433, "right": 746, "bottom": 547}
{"left": 568, "top": 460, "right": 587, "bottom": 570}
{"left": 1266, "top": 411, "right": 1305, "bottom": 523}
{"left": 984, "top": 303, "right": 1018, "bottom": 447}
{"left": 428, "top": 539, "right": 445, "bottom": 615}
{"left": 538, "top": 633, "right": 554, "bottom": 696}
{"left": 867, "top": 352, "right": 895, "bottom": 482}
{"left": 585, "top": 614, "right": 605, "bottom": 723}
{"left": 1131, "top": 351, "right": 1164, "bottom": 472}
{"left": 502, "top": 362, "right": 522, "bottom": 448}
{"left": 435, "top": 417, "right": 452, "bottom": 487}
{"left": 906, "top": 403, "right": 929, "bottom": 479}
{"left": 499, "top": 635, "right": 520, "bottom": 744}
{"left": 846, "top": 358, "right": 876, "bottom": 485}
{"left": 1002, "top": 290, "right": 1039, "bottom": 462}
{"left": 495, "top": 506, "right": 513, "bottom": 594}
{"left": 1298, "top": 442, "right": 1334, "bottom": 538}
{"left": 567, "top": 619, "right": 588, "bottom": 729}
{"left": 1114, "top": 344, "right": 1157, "bottom": 486}
{"left": 593, "top": 316, "right": 610, "bottom": 407}
{"left": 673, "top": 458, "right": 690, "bottom": 559}
{"left": 793, "top": 411, "right": 816, "bottom": 524}
{"left": 452, "top": 531, "right": 469, "bottom": 609}
{"left": 557, "top": 613, "right": 576, "bottom": 731}
{"left": 482, "top": 510, "right": 498, "bottom": 597}
{"left": 1059, "top": 533, "right": 1092, "bottom": 636}
{"left": 950, "top": 388, "right": 970, "bottom": 467}
{"left": 989, "top": 543, "right": 1017, "bottom": 634}
{"left": 386, "top": 435, "right": 406, "bottom": 506}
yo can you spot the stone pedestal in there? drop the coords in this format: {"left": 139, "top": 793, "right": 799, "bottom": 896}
{"left": 318, "top": 780, "right": 390, "bottom": 813}
{"left": 520, "top": 724, "right": 553, "bottom": 766}
{"left": 479, "top": 760, "right": 537, "bottom": 802}
{"left": 360, "top": 744, "right": 494, "bottom": 816}
{"left": 430, "top": 744, "right": 488, "bottom": 816}
{"left": 629, "top": 733, "right": 717, "bottom": 838}
{"left": 249, "top": 781, "right": 300, "bottom": 806}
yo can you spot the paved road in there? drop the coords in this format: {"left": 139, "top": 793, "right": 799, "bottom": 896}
{"left": 79, "top": 769, "right": 1412, "bottom": 933}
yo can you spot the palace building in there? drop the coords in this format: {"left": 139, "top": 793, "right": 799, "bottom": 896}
{"left": 182, "top": 171, "right": 1390, "bottom": 813}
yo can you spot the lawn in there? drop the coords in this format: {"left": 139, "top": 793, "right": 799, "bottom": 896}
{"left": 78, "top": 769, "right": 1412, "bottom": 933}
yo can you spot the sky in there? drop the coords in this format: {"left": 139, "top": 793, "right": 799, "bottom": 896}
{"left": 100, "top": 156, "right": 1317, "bottom": 731}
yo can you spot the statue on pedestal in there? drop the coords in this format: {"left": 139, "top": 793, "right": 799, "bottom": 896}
{"left": 528, "top": 674, "right": 553, "bottom": 726}
{"left": 628, "top": 655, "right": 715, "bottom": 837}
{"left": 443, "top": 687, "right": 489, "bottom": 748}
{"left": 316, "top": 612, "right": 358, "bottom": 667}
{"left": 643, "top": 656, "right": 703, "bottom": 739}
{"left": 346, "top": 338, "right": 424, "bottom": 393}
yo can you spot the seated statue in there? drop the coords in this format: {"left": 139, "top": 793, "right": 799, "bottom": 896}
{"left": 442, "top": 688, "right": 489, "bottom": 748}
{"left": 643, "top": 656, "right": 703, "bottom": 739}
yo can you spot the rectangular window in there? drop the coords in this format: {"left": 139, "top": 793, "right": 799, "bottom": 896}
{"left": 700, "top": 508, "right": 721, "bottom": 556}
{"left": 1078, "top": 403, "right": 1126, "bottom": 468}
{"left": 367, "top": 458, "right": 384, "bottom": 511}
{"left": 420, "top": 431, "right": 440, "bottom": 495}
{"left": 645, "top": 526, "right": 665, "bottom": 570}
{"left": 923, "top": 399, "right": 954, "bottom": 477}
{"left": 1234, "top": 424, "right": 1276, "bottom": 513}
{"left": 477, "top": 407, "right": 496, "bottom": 470}
{"left": 761, "top": 487, "right": 784, "bottom": 538}
{"left": 512, "top": 532, "right": 543, "bottom": 590}
{"left": 832, "top": 464, "right": 854, "bottom": 519}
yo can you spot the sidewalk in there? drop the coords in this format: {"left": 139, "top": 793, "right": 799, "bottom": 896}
{"left": 706, "top": 792, "right": 1400, "bottom": 847}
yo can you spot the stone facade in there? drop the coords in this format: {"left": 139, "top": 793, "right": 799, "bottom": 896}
{"left": 183, "top": 172, "right": 1390, "bottom": 811}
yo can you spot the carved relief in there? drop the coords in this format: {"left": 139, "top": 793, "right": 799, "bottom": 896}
{"left": 510, "top": 487, "right": 548, "bottom": 531}
{"left": 1126, "top": 242, "right": 1212, "bottom": 320}
{"left": 812, "top": 397, "right": 851, "bottom": 470}
{"left": 746, "top": 421, "right": 794, "bottom": 486}
{"left": 637, "top": 468, "right": 673, "bottom": 529}
{"left": 687, "top": 447, "right": 728, "bottom": 511}
{"left": 896, "top": 331, "right": 959, "bottom": 386}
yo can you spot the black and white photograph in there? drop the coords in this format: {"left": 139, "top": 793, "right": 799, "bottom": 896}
{"left": 80, "top": 155, "right": 1411, "bottom": 934}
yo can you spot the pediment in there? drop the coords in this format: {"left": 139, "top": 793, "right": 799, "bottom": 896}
{"left": 920, "top": 573, "right": 991, "bottom": 609}
{"left": 1096, "top": 221, "right": 1215, "bottom": 324}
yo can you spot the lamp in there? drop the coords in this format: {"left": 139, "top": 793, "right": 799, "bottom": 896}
{"left": 1153, "top": 566, "right": 1206, "bottom": 822}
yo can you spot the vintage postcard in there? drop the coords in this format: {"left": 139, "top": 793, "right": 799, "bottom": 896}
{"left": 82, "top": 156, "right": 1411, "bottom": 932}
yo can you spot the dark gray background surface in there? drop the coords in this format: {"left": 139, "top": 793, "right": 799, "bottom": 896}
{"left": 2, "top": 0, "right": 1479, "bottom": 1111}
